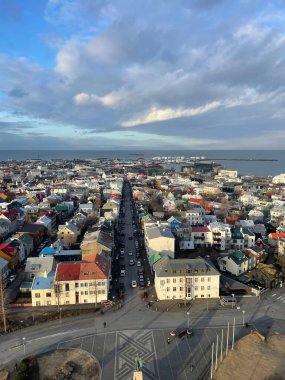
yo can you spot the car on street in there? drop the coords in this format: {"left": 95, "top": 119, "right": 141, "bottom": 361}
{"left": 129, "top": 259, "right": 135, "bottom": 266}
{"left": 128, "top": 251, "right": 133, "bottom": 256}
{"left": 170, "top": 328, "right": 193, "bottom": 338}
{"left": 128, "top": 236, "right": 133, "bottom": 240}
{"left": 138, "top": 268, "right": 144, "bottom": 275}
{"left": 137, "top": 260, "right": 141, "bottom": 267}
{"left": 131, "top": 280, "right": 137, "bottom": 288}
{"left": 120, "top": 269, "right": 126, "bottom": 277}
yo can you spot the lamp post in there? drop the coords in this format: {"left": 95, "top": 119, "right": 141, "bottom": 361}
{"left": 59, "top": 307, "right": 62, "bottom": 323}
{"left": 242, "top": 310, "right": 245, "bottom": 326}
{"left": 231, "top": 293, "right": 235, "bottom": 309}
{"left": 257, "top": 286, "right": 262, "bottom": 301}
{"left": 280, "top": 281, "right": 283, "bottom": 288}
{"left": 187, "top": 311, "right": 190, "bottom": 330}
{"left": 22, "top": 337, "right": 26, "bottom": 356}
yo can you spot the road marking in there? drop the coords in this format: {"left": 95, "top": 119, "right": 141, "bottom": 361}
{"left": 277, "top": 296, "right": 282, "bottom": 299}
{"left": 152, "top": 330, "right": 161, "bottom": 380}
{"left": 175, "top": 336, "right": 188, "bottom": 380}
{"left": 9, "top": 344, "right": 23, "bottom": 350}
{"left": 101, "top": 334, "right": 107, "bottom": 378}
{"left": 163, "top": 331, "right": 175, "bottom": 380}
{"left": 272, "top": 294, "right": 276, "bottom": 297}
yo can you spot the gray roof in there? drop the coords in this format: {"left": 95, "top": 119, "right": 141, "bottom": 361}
{"left": 25, "top": 257, "right": 55, "bottom": 274}
{"left": 146, "top": 226, "right": 174, "bottom": 240}
{"left": 154, "top": 256, "right": 220, "bottom": 277}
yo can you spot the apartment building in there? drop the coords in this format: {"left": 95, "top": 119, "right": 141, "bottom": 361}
{"left": 209, "top": 222, "right": 231, "bottom": 251}
{"left": 154, "top": 256, "right": 220, "bottom": 301}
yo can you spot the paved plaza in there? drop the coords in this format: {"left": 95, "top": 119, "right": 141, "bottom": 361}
{"left": 57, "top": 326, "right": 245, "bottom": 380}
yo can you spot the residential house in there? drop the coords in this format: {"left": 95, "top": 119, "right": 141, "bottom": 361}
{"left": 191, "top": 226, "right": 212, "bottom": 248}
{"left": 230, "top": 227, "right": 244, "bottom": 250}
{"left": 167, "top": 216, "right": 183, "bottom": 234}
{"left": 57, "top": 222, "right": 80, "bottom": 246}
{"left": 0, "top": 219, "right": 10, "bottom": 241}
{"left": 247, "top": 263, "right": 283, "bottom": 289}
{"left": 144, "top": 224, "right": 175, "bottom": 259}
{"left": 79, "top": 203, "right": 94, "bottom": 215}
{"left": 35, "top": 215, "right": 53, "bottom": 231}
{"left": 20, "top": 223, "right": 46, "bottom": 247}
{"left": 0, "top": 242, "right": 19, "bottom": 269}
{"left": 81, "top": 230, "right": 113, "bottom": 259}
{"left": 185, "top": 208, "right": 205, "bottom": 225}
{"left": 25, "top": 256, "right": 55, "bottom": 281}
{"left": 31, "top": 273, "right": 56, "bottom": 307}
{"left": 13, "top": 233, "right": 34, "bottom": 257}
{"left": 154, "top": 256, "right": 220, "bottom": 301}
{"left": 217, "top": 250, "right": 248, "bottom": 276}
{"left": 209, "top": 222, "right": 231, "bottom": 251}
{"left": 278, "top": 237, "right": 285, "bottom": 256}
{"left": 242, "top": 228, "right": 255, "bottom": 248}
{"left": 268, "top": 232, "right": 285, "bottom": 247}
{"left": 0, "top": 257, "right": 9, "bottom": 279}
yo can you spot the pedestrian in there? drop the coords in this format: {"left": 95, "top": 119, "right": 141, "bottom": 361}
{"left": 167, "top": 337, "right": 170, "bottom": 344}
{"left": 190, "top": 364, "right": 194, "bottom": 372}
{"left": 14, "top": 363, "right": 18, "bottom": 371}
{"left": 103, "top": 321, "right": 106, "bottom": 328}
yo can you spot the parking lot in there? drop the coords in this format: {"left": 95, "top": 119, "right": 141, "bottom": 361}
{"left": 57, "top": 325, "right": 245, "bottom": 380}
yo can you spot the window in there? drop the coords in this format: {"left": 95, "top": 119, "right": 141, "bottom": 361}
{"left": 85, "top": 283, "right": 88, "bottom": 287}
{"left": 207, "top": 286, "right": 211, "bottom": 290}
{"left": 180, "top": 278, "right": 184, "bottom": 283}
{"left": 180, "top": 287, "right": 183, "bottom": 291}
{"left": 81, "top": 291, "right": 84, "bottom": 295}
{"left": 195, "top": 286, "right": 198, "bottom": 291}
{"left": 46, "top": 292, "right": 51, "bottom": 297}
{"left": 65, "top": 284, "right": 69, "bottom": 291}
{"left": 173, "top": 278, "right": 176, "bottom": 283}
{"left": 98, "top": 290, "right": 101, "bottom": 294}
{"left": 201, "top": 278, "right": 204, "bottom": 282}
{"left": 102, "top": 290, "right": 105, "bottom": 294}
{"left": 85, "top": 291, "right": 88, "bottom": 295}
{"left": 166, "top": 287, "right": 170, "bottom": 292}
{"left": 81, "top": 283, "right": 84, "bottom": 287}
{"left": 166, "top": 279, "right": 170, "bottom": 284}
{"left": 90, "top": 291, "right": 94, "bottom": 295}
{"left": 47, "top": 301, "right": 51, "bottom": 305}
{"left": 207, "top": 277, "right": 211, "bottom": 282}
{"left": 98, "top": 282, "right": 101, "bottom": 286}
{"left": 201, "top": 294, "right": 204, "bottom": 298}
{"left": 35, "top": 293, "right": 41, "bottom": 298}
{"left": 75, "top": 283, "right": 79, "bottom": 288}
{"left": 195, "top": 278, "right": 198, "bottom": 282}
{"left": 89, "top": 282, "right": 93, "bottom": 286}
{"left": 36, "top": 301, "right": 41, "bottom": 306}
{"left": 84, "top": 299, "right": 88, "bottom": 303}
{"left": 201, "top": 286, "right": 204, "bottom": 290}
{"left": 66, "top": 301, "right": 70, "bottom": 304}
{"left": 173, "top": 287, "right": 176, "bottom": 292}
{"left": 101, "top": 281, "right": 106, "bottom": 286}
{"left": 207, "top": 294, "right": 211, "bottom": 298}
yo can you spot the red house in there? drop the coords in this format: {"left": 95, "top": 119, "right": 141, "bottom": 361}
{"left": 20, "top": 223, "right": 46, "bottom": 247}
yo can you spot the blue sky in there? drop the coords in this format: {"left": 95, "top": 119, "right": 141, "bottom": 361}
{"left": 1, "top": 0, "right": 285, "bottom": 150}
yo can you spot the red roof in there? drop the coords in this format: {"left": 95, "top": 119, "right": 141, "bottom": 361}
{"left": 192, "top": 226, "right": 210, "bottom": 233}
{"left": 269, "top": 232, "right": 285, "bottom": 241}
{"left": 56, "top": 263, "right": 81, "bottom": 281}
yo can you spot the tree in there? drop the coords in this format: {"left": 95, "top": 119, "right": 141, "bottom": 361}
{"left": 0, "top": 273, "right": 8, "bottom": 333}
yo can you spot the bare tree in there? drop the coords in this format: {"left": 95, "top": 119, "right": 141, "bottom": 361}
{"left": 0, "top": 273, "right": 8, "bottom": 333}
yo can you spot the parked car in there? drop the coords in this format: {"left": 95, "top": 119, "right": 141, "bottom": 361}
{"left": 129, "top": 259, "right": 135, "bottom": 266}
{"left": 120, "top": 269, "right": 126, "bottom": 277}
{"left": 9, "top": 275, "right": 17, "bottom": 283}
{"left": 131, "top": 280, "right": 137, "bottom": 288}
{"left": 128, "top": 251, "right": 133, "bottom": 256}
{"left": 137, "top": 260, "right": 141, "bottom": 267}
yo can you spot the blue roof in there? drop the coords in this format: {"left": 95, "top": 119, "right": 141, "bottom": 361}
{"left": 39, "top": 246, "right": 61, "bottom": 256}
{"left": 32, "top": 272, "right": 55, "bottom": 290}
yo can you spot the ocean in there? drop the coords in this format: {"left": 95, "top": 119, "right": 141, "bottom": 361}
{"left": 0, "top": 150, "right": 284, "bottom": 177}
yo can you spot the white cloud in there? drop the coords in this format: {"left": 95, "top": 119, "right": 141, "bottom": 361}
{"left": 121, "top": 101, "right": 221, "bottom": 127}
{"left": 73, "top": 88, "right": 130, "bottom": 108}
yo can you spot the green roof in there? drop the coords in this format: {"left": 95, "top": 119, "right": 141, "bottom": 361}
{"left": 242, "top": 228, "right": 255, "bottom": 236}
{"left": 149, "top": 252, "right": 162, "bottom": 266}
{"left": 174, "top": 199, "right": 188, "bottom": 205}
{"left": 231, "top": 227, "right": 244, "bottom": 240}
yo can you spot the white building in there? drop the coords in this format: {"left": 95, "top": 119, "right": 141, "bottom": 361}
{"left": 154, "top": 256, "right": 220, "bottom": 301}
{"left": 185, "top": 208, "right": 205, "bottom": 225}
{"left": 217, "top": 251, "right": 249, "bottom": 276}
{"left": 191, "top": 226, "right": 212, "bottom": 248}
{"left": 209, "top": 222, "right": 231, "bottom": 251}
{"left": 144, "top": 224, "right": 175, "bottom": 259}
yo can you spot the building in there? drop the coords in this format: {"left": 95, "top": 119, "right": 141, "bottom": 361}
{"left": 57, "top": 222, "right": 80, "bottom": 245}
{"left": 154, "top": 256, "right": 220, "bottom": 301}
{"left": 185, "top": 208, "right": 205, "bottom": 226}
{"left": 209, "top": 222, "right": 231, "bottom": 251}
{"left": 144, "top": 224, "right": 175, "bottom": 259}
{"left": 217, "top": 251, "right": 249, "bottom": 276}
{"left": 191, "top": 226, "right": 212, "bottom": 248}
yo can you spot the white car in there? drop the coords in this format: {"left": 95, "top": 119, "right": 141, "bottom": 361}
{"left": 9, "top": 275, "right": 17, "bottom": 283}
{"left": 137, "top": 260, "right": 141, "bottom": 267}
{"left": 131, "top": 280, "right": 137, "bottom": 288}
{"left": 128, "top": 251, "right": 133, "bottom": 256}
{"left": 120, "top": 269, "right": 126, "bottom": 277}
{"left": 120, "top": 248, "right": 125, "bottom": 254}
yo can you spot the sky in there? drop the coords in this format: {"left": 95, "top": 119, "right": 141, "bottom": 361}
{"left": 1, "top": 0, "right": 285, "bottom": 150}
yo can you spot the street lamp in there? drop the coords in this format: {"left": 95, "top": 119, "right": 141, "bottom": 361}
{"left": 22, "top": 337, "right": 26, "bottom": 356}
{"left": 257, "top": 286, "right": 262, "bottom": 301}
{"left": 231, "top": 293, "right": 235, "bottom": 309}
{"left": 187, "top": 311, "right": 190, "bottom": 330}
{"left": 280, "top": 281, "right": 283, "bottom": 288}
{"left": 242, "top": 310, "right": 245, "bottom": 326}
{"left": 59, "top": 307, "right": 62, "bottom": 323}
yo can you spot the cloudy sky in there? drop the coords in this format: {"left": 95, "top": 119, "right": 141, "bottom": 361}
{"left": 1, "top": 0, "right": 285, "bottom": 150}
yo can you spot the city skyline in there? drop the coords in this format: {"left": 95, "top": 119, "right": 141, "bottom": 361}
{"left": 1, "top": 0, "right": 285, "bottom": 149}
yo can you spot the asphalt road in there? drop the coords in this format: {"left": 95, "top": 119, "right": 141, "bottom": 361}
{"left": 1, "top": 183, "right": 285, "bottom": 379}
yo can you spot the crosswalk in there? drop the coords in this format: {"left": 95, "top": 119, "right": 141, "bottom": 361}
{"left": 271, "top": 293, "right": 285, "bottom": 302}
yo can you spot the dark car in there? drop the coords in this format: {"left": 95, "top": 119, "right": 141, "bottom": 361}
{"left": 170, "top": 328, "right": 193, "bottom": 338}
